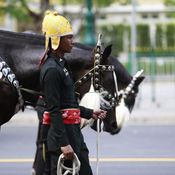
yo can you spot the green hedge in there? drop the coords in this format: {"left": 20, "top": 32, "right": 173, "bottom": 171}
{"left": 97, "top": 23, "right": 175, "bottom": 54}
{"left": 166, "top": 24, "right": 175, "bottom": 47}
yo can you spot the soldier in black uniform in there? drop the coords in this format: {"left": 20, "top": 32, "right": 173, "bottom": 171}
{"left": 40, "top": 11, "right": 106, "bottom": 175}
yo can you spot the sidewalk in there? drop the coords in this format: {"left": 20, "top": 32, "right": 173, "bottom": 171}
{"left": 130, "top": 80, "right": 175, "bottom": 124}
{"left": 5, "top": 108, "right": 38, "bottom": 127}
{"left": 4, "top": 81, "right": 175, "bottom": 126}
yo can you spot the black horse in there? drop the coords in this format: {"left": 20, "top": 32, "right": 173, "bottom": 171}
{"left": 0, "top": 29, "right": 143, "bottom": 134}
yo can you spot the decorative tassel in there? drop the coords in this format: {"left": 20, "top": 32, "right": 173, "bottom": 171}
{"left": 115, "top": 98, "right": 130, "bottom": 129}
{"left": 79, "top": 79, "right": 100, "bottom": 110}
{"left": 79, "top": 79, "right": 101, "bottom": 128}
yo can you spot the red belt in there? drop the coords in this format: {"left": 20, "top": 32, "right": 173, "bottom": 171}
{"left": 42, "top": 109, "right": 81, "bottom": 125}
{"left": 61, "top": 109, "right": 81, "bottom": 124}
{"left": 42, "top": 111, "right": 51, "bottom": 125}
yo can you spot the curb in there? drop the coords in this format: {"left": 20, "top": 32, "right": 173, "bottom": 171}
{"left": 4, "top": 108, "right": 175, "bottom": 127}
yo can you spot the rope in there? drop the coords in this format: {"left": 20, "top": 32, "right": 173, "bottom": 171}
{"left": 42, "top": 143, "right": 46, "bottom": 161}
{"left": 57, "top": 153, "right": 81, "bottom": 175}
{"left": 112, "top": 71, "right": 119, "bottom": 99}
{"left": 96, "top": 119, "right": 100, "bottom": 175}
{"left": 20, "top": 87, "right": 43, "bottom": 96}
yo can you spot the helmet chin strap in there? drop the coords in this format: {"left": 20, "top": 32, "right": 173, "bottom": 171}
{"left": 39, "top": 37, "right": 53, "bottom": 67}
{"left": 48, "top": 37, "right": 52, "bottom": 53}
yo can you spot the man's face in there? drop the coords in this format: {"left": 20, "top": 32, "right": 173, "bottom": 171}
{"left": 59, "top": 35, "right": 74, "bottom": 53}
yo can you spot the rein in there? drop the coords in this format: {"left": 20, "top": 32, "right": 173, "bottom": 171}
{"left": 20, "top": 87, "right": 43, "bottom": 96}
{"left": 57, "top": 153, "right": 81, "bottom": 175}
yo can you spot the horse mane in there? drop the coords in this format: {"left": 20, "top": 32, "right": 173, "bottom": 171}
{"left": 0, "top": 29, "right": 130, "bottom": 84}
{"left": 73, "top": 42, "right": 93, "bottom": 51}
{"left": 0, "top": 29, "right": 44, "bottom": 45}
{"left": 0, "top": 29, "right": 94, "bottom": 50}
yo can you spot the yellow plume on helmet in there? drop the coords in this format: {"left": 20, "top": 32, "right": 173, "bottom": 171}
{"left": 42, "top": 10, "right": 73, "bottom": 50}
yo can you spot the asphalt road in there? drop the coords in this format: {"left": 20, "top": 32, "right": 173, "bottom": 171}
{"left": 0, "top": 80, "right": 174, "bottom": 175}
{"left": 0, "top": 122, "right": 175, "bottom": 175}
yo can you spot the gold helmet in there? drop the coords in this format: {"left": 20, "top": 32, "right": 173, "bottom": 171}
{"left": 42, "top": 10, "right": 73, "bottom": 50}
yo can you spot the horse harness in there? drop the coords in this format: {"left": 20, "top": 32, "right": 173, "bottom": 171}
{"left": 74, "top": 36, "right": 117, "bottom": 109}
{"left": 0, "top": 56, "right": 24, "bottom": 114}
{"left": 74, "top": 38, "right": 143, "bottom": 110}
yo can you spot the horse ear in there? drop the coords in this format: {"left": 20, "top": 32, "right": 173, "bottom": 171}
{"left": 101, "top": 44, "right": 112, "bottom": 65}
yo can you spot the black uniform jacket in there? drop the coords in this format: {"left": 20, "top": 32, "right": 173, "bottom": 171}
{"left": 40, "top": 53, "right": 93, "bottom": 151}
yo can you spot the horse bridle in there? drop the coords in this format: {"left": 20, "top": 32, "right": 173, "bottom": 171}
{"left": 74, "top": 35, "right": 117, "bottom": 109}
{"left": 74, "top": 33, "right": 143, "bottom": 110}
{"left": 74, "top": 65, "right": 117, "bottom": 109}
{"left": 0, "top": 57, "right": 24, "bottom": 114}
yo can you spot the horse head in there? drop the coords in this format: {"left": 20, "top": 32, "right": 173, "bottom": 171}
{"left": 67, "top": 42, "right": 144, "bottom": 134}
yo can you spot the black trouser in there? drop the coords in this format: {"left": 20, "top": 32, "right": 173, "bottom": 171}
{"left": 32, "top": 121, "right": 45, "bottom": 175}
{"left": 33, "top": 97, "right": 50, "bottom": 175}
{"left": 49, "top": 141, "right": 93, "bottom": 175}
{"left": 33, "top": 122, "right": 50, "bottom": 175}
